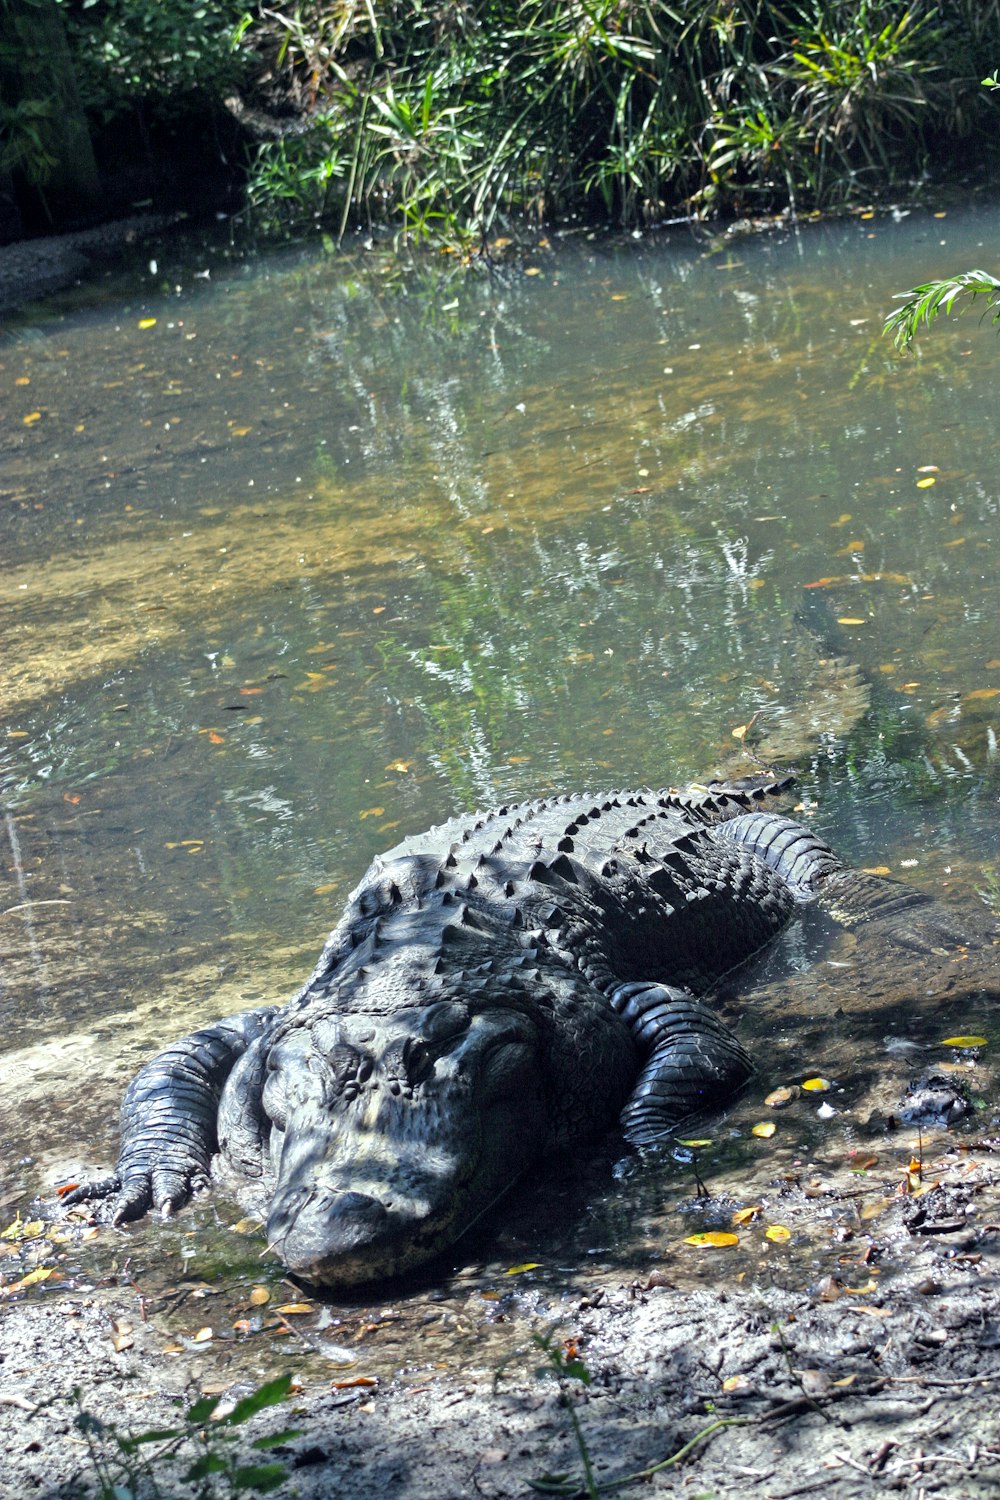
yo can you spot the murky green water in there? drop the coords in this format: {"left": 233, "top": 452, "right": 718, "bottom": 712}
{"left": 1, "top": 205, "right": 999, "bottom": 1334}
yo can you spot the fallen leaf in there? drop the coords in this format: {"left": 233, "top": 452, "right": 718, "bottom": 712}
{"left": 802, "top": 1077, "right": 832, "bottom": 1092}
{"left": 916, "top": 477, "right": 936, "bottom": 488}
{"left": 230, "top": 1216, "right": 264, "bottom": 1235}
{"left": 359, "top": 807, "right": 385, "bottom": 819}
{"left": 1, "top": 1267, "right": 54, "bottom": 1295}
{"left": 275, "top": 1302, "right": 313, "bottom": 1315}
{"left": 504, "top": 1263, "right": 541, "bottom": 1275}
{"left": 137, "top": 318, "right": 157, "bottom": 328}
{"left": 249, "top": 1286, "right": 271, "bottom": 1306}
{"left": 332, "top": 1376, "right": 378, "bottom": 1389}
{"left": 731, "top": 711, "right": 760, "bottom": 743}
{"left": 764, "top": 1086, "right": 799, "bottom": 1109}
{"left": 836, "top": 617, "right": 866, "bottom": 626}
{"left": 192, "top": 1327, "right": 213, "bottom": 1343}
{"left": 940, "top": 1035, "right": 986, "bottom": 1048}
{"left": 752, "top": 1122, "right": 776, "bottom": 1138}
{"left": 732, "top": 1206, "right": 761, "bottom": 1226}
{"left": 683, "top": 1231, "right": 739, "bottom": 1248}
{"left": 765, "top": 1225, "right": 791, "bottom": 1242}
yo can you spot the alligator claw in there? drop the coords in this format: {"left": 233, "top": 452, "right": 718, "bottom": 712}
{"left": 61, "top": 1173, "right": 121, "bottom": 1209}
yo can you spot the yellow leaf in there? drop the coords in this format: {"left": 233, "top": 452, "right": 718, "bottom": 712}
{"left": 752, "top": 1122, "right": 776, "bottom": 1138}
{"left": 836, "top": 617, "right": 866, "bottom": 626}
{"left": 504, "top": 1262, "right": 541, "bottom": 1275}
{"left": 230, "top": 426, "right": 252, "bottom": 437}
{"left": 313, "top": 882, "right": 339, "bottom": 896}
{"left": 2, "top": 1267, "right": 54, "bottom": 1294}
{"left": 275, "top": 1302, "right": 313, "bottom": 1315}
{"left": 801, "top": 1077, "right": 832, "bottom": 1092}
{"left": 359, "top": 807, "right": 385, "bottom": 819}
{"left": 524, "top": 267, "right": 542, "bottom": 276}
{"left": 732, "top": 1206, "right": 761, "bottom": 1226}
{"left": 722, "top": 1374, "right": 751, "bottom": 1392}
{"left": 916, "top": 477, "right": 936, "bottom": 488}
{"left": 765, "top": 1225, "right": 791, "bottom": 1242}
{"left": 23, "top": 411, "right": 41, "bottom": 425}
{"left": 683, "top": 1231, "right": 739, "bottom": 1248}
{"left": 249, "top": 1286, "right": 271, "bottom": 1306}
{"left": 764, "top": 1086, "right": 798, "bottom": 1109}
{"left": 385, "top": 761, "right": 412, "bottom": 773}
{"left": 940, "top": 1035, "right": 986, "bottom": 1048}
{"left": 192, "top": 1327, "right": 213, "bottom": 1342}
{"left": 862, "top": 865, "right": 892, "bottom": 876}
{"left": 677, "top": 1138, "right": 713, "bottom": 1148}
{"left": 230, "top": 1217, "right": 264, "bottom": 1235}
{"left": 137, "top": 318, "right": 157, "bottom": 329}
{"left": 965, "top": 689, "right": 1000, "bottom": 701}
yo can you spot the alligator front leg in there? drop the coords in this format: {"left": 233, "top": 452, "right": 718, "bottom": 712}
{"left": 611, "top": 982, "right": 753, "bottom": 1148}
{"left": 65, "top": 1008, "right": 277, "bottom": 1222}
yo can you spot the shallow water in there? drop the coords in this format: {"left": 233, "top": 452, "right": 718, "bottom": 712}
{"left": 1, "top": 204, "right": 999, "bottom": 1336}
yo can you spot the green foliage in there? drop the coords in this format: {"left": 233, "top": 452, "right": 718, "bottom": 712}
{"left": 57, "top": 0, "right": 251, "bottom": 120}
{"left": 883, "top": 71, "right": 1000, "bottom": 352}
{"left": 884, "top": 270, "right": 1000, "bottom": 351}
{"left": 5, "top": 1, "right": 997, "bottom": 238}
{"left": 234, "top": 0, "right": 985, "bottom": 242}
{"left": 72, "top": 1373, "right": 299, "bottom": 1498}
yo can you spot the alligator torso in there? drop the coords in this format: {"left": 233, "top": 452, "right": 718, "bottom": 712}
{"left": 67, "top": 777, "right": 962, "bottom": 1286}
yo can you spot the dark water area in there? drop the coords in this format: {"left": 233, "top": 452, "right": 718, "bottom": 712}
{"left": 1, "top": 205, "right": 999, "bottom": 1353}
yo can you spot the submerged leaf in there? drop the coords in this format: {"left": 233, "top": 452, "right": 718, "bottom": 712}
{"left": 683, "top": 1231, "right": 739, "bottom": 1248}
{"left": 940, "top": 1035, "right": 987, "bottom": 1048}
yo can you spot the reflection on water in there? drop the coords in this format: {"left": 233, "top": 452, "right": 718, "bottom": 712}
{"left": 1, "top": 206, "right": 1000, "bottom": 1307}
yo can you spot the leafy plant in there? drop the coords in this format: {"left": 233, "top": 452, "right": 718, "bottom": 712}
{"left": 73, "top": 1373, "right": 299, "bottom": 1498}
{"left": 883, "top": 69, "right": 1000, "bottom": 351}
{"left": 884, "top": 270, "right": 1000, "bottom": 351}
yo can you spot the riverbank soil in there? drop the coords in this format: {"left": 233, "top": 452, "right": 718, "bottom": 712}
{"left": 1, "top": 1136, "right": 997, "bottom": 1499}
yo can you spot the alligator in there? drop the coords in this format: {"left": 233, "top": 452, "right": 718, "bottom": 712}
{"left": 65, "top": 777, "right": 976, "bottom": 1287}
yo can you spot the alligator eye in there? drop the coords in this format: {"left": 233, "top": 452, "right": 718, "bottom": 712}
{"left": 402, "top": 1037, "right": 434, "bottom": 1086}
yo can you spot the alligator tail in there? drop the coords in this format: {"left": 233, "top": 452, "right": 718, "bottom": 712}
{"left": 714, "top": 811, "right": 844, "bottom": 899}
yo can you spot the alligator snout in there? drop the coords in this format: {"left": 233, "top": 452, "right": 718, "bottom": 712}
{"left": 268, "top": 1185, "right": 396, "bottom": 1281}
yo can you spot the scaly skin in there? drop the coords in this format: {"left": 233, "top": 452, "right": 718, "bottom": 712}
{"left": 65, "top": 777, "right": 972, "bottom": 1287}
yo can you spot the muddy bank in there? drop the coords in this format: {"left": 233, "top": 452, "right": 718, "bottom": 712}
{"left": 1, "top": 1133, "right": 998, "bottom": 1499}
{"left": 0, "top": 216, "right": 177, "bottom": 314}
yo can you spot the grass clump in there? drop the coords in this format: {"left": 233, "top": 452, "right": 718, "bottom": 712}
{"left": 228, "top": 0, "right": 996, "bottom": 243}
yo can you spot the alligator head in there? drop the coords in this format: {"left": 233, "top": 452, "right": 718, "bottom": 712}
{"left": 255, "top": 997, "right": 548, "bottom": 1285}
